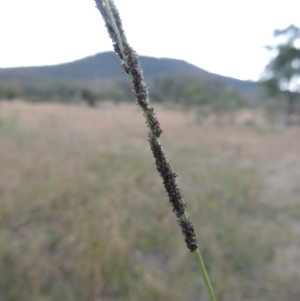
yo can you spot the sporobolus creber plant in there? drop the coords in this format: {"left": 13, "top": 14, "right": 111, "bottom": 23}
{"left": 94, "top": 1, "right": 217, "bottom": 300}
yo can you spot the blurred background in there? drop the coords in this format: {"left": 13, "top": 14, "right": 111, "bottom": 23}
{"left": 0, "top": 1, "right": 300, "bottom": 300}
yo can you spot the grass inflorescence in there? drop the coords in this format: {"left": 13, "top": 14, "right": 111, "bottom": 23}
{"left": 94, "top": 0, "right": 217, "bottom": 299}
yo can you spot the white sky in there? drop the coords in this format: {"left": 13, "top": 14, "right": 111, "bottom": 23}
{"left": 0, "top": 0, "right": 299, "bottom": 80}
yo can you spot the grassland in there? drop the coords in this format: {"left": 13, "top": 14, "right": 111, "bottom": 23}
{"left": 0, "top": 100, "right": 300, "bottom": 301}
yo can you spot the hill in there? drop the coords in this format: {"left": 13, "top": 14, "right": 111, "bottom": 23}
{"left": 0, "top": 52, "right": 256, "bottom": 94}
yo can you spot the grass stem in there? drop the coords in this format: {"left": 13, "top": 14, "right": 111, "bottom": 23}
{"left": 194, "top": 249, "right": 217, "bottom": 301}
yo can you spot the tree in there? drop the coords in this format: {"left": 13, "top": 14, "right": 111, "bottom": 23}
{"left": 3, "top": 82, "right": 21, "bottom": 100}
{"left": 81, "top": 88, "right": 97, "bottom": 107}
{"left": 261, "top": 24, "right": 300, "bottom": 125}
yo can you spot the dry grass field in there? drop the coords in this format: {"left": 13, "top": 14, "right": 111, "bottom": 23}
{"left": 0, "top": 100, "right": 300, "bottom": 301}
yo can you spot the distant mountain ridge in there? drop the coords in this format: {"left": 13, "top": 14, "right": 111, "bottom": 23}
{"left": 0, "top": 52, "right": 256, "bottom": 94}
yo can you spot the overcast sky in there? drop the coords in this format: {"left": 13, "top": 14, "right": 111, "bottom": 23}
{"left": 0, "top": 0, "right": 299, "bottom": 80}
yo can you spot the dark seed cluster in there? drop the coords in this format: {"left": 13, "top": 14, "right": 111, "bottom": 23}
{"left": 178, "top": 219, "right": 198, "bottom": 252}
{"left": 146, "top": 107, "right": 162, "bottom": 138}
{"left": 148, "top": 135, "right": 198, "bottom": 252}
{"left": 148, "top": 135, "right": 186, "bottom": 217}
{"left": 121, "top": 43, "right": 162, "bottom": 138}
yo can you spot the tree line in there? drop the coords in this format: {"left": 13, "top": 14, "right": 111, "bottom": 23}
{"left": 0, "top": 74, "right": 248, "bottom": 112}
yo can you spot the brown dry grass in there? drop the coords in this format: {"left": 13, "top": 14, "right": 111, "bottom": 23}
{"left": 0, "top": 100, "right": 300, "bottom": 301}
